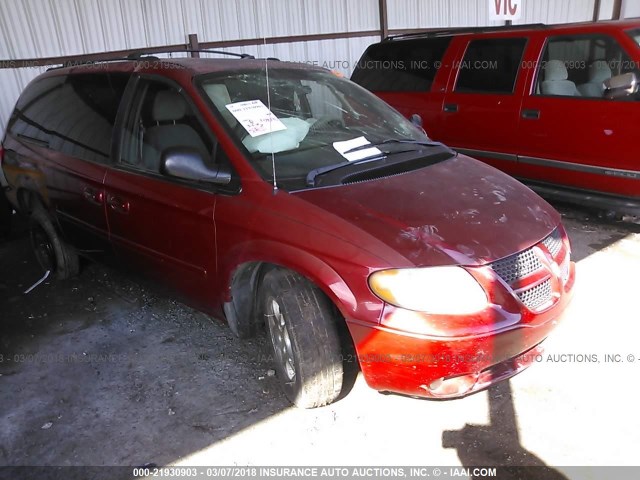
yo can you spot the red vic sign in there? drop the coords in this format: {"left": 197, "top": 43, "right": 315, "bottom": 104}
{"left": 490, "top": 0, "right": 522, "bottom": 20}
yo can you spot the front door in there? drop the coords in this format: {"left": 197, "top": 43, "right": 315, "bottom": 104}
{"left": 439, "top": 36, "right": 530, "bottom": 175}
{"left": 105, "top": 76, "right": 220, "bottom": 310}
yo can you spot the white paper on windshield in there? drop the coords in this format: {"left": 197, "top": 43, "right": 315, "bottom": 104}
{"left": 225, "top": 100, "right": 287, "bottom": 137}
{"left": 333, "top": 136, "right": 382, "bottom": 162}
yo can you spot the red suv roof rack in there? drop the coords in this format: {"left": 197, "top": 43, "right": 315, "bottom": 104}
{"left": 384, "top": 23, "right": 548, "bottom": 42}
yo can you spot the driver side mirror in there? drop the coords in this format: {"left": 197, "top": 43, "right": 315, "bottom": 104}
{"left": 604, "top": 72, "right": 639, "bottom": 100}
{"left": 161, "top": 147, "right": 232, "bottom": 185}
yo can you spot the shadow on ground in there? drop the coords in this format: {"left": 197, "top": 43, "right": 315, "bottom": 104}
{"left": 443, "top": 382, "right": 568, "bottom": 479}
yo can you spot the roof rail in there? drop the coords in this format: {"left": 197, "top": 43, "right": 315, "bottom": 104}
{"left": 126, "top": 49, "right": 256, "bottom": 59}
{"left": 45, "top": 47, "right": 257, "bottom": 70}
{"left": 46, "top": 57, "right": 133, "bottom": 71}
{"left": 384, "top": 23, "right": 547, "bottom": 41}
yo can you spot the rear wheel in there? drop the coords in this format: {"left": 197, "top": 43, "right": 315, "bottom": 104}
{"left": 29, "top": 205, "right": 80, "bottom": 280}
{"left": 260, "top": 268, "right": 343, "bottom": 408}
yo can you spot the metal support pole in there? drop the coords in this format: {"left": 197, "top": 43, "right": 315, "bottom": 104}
{"left": 379, "top": 0, "right": 389, "bottom": 40}
{"left": 593, "top": 0, "right": 602, "bottom": 21}
{"left": 188, "top": 33, "right": 200, "bottom": 58}
{"left": 612, "top": 0, "right": 624, "bottom": 19}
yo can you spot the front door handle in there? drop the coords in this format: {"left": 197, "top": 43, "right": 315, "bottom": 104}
{"left": 107, "top": 195, "right": 130, "bottom": 214}
{"left": 83, "top": 187, "right": 104, "bottom": 205}
{"left": 444, "top": 103, "right": 459, "bottom": 113}
{"left": 522, "top": 109, "right": 541, "bottom": 120}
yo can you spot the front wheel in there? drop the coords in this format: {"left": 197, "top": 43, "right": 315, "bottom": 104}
{"left": 260, "top": 268, "right": 343, "bottom": 408}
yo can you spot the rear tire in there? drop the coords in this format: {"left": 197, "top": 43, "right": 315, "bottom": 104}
{"left": 260, "top": 268, "right": 343, "bottom": 408}
{"left": 29, "top": 205, "right": 80, "bottom": 280}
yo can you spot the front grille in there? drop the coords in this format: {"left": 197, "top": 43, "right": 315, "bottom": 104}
{"left": 489, "top": 228, "right": 565, "bottom": 312}
{"left": 542, "top": 228, "right": 563, "bottom": 257}
{"left": 490, "top": 247, "right": 543, "bottom": 285}
{"left": 517, "top": 280, "right": 552, "bottom": 310}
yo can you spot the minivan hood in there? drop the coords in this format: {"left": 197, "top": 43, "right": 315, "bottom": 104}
{"left": 293, "top": 155, "right": 560, "bottom": 267}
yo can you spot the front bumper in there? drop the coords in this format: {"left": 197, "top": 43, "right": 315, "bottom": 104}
{"left": 347, "top": 261, "right": 575, "bottom": 399}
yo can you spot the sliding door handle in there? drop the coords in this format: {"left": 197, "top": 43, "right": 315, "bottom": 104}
{"left": 444, "top": 103, "right": 459, "bottom": 113}
{"left": 107, "top": 195, "right": 130, "bottom": 214}
{"left": 82, "top": 187, "right": 104, "bottom": 205}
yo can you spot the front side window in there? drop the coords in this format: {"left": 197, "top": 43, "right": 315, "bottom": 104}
{"left": 455, "top": 38, "right": 527, "bottom": 94}
{"left": 199, "top": 68, "right": 450, "bottom": 190}
{"left": 120, "top": 78, "right": 215, "bottom": 173}
{"left": 536, "top": 34, "right": 640, "bottom": 99}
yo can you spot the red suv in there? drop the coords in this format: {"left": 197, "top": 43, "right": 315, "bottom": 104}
{"left": 1, "top": 52, "right": 574, "bottom": 407}
{"left": 352, "top": 20, "right": 640, "bottom": 216}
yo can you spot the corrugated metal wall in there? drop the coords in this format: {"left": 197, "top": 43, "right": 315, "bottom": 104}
{"left": 387, "top": 0, "right": 504, "bottom": 29}
{"left": 0, "top": 0, "right": 610, "bottom": 133}
{"left": 387, "top": 0, "right": 601, "bottom": 28}
{"left": 598, "top": 0, "right": 616, "bottom": 20}
{"left": 0, "top": 0, "right": 380, "bottom": 56}
{"left": 516, "top": 0, "right": 597, "bottom": 24}
{"left": 623, "top": 1, "right": 640, "bottom": 18}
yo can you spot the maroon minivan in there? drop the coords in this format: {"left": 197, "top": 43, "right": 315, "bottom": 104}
{"left": 352, "top": 20, "right": 640, "bottom": 216}
{"left": 1, "top": 53, "right": 574, "bottom": 407}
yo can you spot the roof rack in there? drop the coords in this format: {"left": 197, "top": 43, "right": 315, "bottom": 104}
{"left": 47, "top": 57, "right": 133, "bottom": 70}
{"left": 46, "top": 47, "right": 257, "bottom": 70}
{"left": 126, "top": 49, "right": 255, "bottom": 60}
{"left": 384, "top": 23, "right": 547, "bottom": 41}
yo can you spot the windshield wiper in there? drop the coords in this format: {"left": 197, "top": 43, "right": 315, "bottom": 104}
{"left": 306, "top": 154, "right": 386, "bottom": 187}
{"left": 306, "top": 139, "right": 449, "bottom": 187}
{"left": 343, "top": 138, "right": 444, "bottom": 154}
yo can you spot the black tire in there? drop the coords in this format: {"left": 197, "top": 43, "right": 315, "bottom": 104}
{"left": 29, "top": 204, "right": 80, "bottom": 280}
{"left": 260, "top": 268, "right": 343, "bottom": 408}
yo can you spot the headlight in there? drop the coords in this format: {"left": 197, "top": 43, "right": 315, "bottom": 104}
{"left": 369, "top": 266, "right": 488, "bottom": 315}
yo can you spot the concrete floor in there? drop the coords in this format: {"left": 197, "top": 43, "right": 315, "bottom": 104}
{"left": 1, "top": 205, "right": 639, "bottom": 477}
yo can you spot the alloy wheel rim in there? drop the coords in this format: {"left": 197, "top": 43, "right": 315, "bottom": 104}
{"left": 267, "top": 298, "right": 296, "bottom": 382}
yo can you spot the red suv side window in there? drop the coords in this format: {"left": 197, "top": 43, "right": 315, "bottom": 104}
{"left": 455, "top": 37, "right": 527, "bottom": 94}
{"left": 535, "top": 34, "right": 640, "bottom": 99}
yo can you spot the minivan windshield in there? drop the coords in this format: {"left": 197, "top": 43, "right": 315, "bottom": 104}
{"left": 199, "top": 67, "right": 451, "bottom": 189}
{"left": 628, "top": 28, "right": 640, "bottom": 48}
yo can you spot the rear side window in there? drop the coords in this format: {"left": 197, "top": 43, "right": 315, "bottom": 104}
{"left": 455, "top": 37, "right": 527, "bottom": 94}
{"left": 8, "top": 76, "right": 66, "bottom": 147}
{"left": 8, "top": 73, "right": 130, "bottom": 163}
{"left": 351, "top": 37, "right": 452, "bottom": 92}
